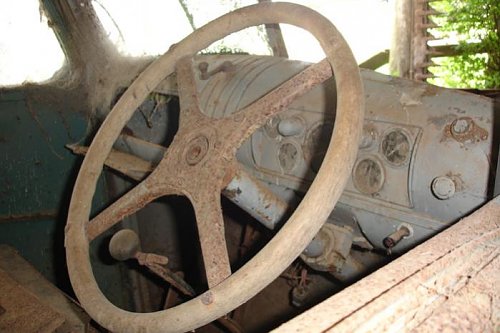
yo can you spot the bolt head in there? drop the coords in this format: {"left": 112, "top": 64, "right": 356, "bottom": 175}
{"left": 431, "top": 176, "right": 456, "bottom": 200}
{"left": 200, "top": 291, "right": 214, "bottom": 305}
{"left": 451, "top": 118, "right": 471, "bottom": 135}
{"left": 184, "top": 135, "right": 209, "bottom": 166}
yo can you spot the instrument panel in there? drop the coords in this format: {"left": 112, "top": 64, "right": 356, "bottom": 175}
{"left": 196, "top": 55, "right": 494, "bottom": 253}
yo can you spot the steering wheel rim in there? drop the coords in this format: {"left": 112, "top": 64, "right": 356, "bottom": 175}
{"left": 65, "top": 2, "right": 364, "bottom": 333}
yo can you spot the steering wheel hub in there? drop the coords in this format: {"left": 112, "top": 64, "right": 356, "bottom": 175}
{"left": 184, "top": 135, "right": 210, "bottom": 166}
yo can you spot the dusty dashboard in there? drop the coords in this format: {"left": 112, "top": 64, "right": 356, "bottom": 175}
{"left": 188, "top": 54, "right": 495, "bottom": 254}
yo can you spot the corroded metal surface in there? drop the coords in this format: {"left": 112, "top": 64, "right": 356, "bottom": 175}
{"left": 86, "top": 55, "right": 334, "bottom": 288}
{"left": 300, "top": 223, "right": 353, "bottom": 272}
{"left": 443, "top": 116, "right": 489, "bottom": 144}
{"left": 65, "top": 3, "right": 364, "bottom": 332}
{"left": 69, "top": 141, "right": 290, "bottom": 232}
{"left": 81, "top": 56, "right": 336, "bottom": 288}
{"left": 145, "top": 263, "right": 196, "bottom": 298}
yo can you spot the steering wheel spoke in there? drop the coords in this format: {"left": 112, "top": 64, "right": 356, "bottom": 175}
{"left": 176, "top": 56, "right": 206, "bottom": 130}
{"left": 228, "top": 59, "right": 332, "bottom": 146}
{"left": 190, "top": 188, "right": 232, "bottom": 288}
{"left": 87, "top": 172, "right": 171, "bottom": 241}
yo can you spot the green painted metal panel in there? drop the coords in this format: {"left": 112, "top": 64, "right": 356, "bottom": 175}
{"left": 0, "top": 90, "right": 87, "bottom": 216}
{"left": 0, "top": 89, "right": 133, "bottom": 310}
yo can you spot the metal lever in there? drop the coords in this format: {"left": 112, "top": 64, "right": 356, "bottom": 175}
{"left": 198, "top": 61, "right": 235, "bottom": 80}
{"left": 383, "top": 225, "right": 411, "bottom": 249}
{"left": 109, "top": 229, "right": 195, "bottom": 296}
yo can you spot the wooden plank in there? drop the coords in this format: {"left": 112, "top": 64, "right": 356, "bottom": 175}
{"left": 258, "top": 0, "right": 289, "bottom": 58}
{"left": 273, "top": 197, "right": 500, "bottom": 332}
{"left": 0, "top": 269, "right": 65, "bottom": 333}
{"left": 0, "top": 245, "right": 91, "bottom": 332}
{"left": 359, "top": 50, "right": 389, "bottom": 70}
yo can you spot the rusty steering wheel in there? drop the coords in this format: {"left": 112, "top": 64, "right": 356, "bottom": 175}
{"left": 65, "top": 2, "right": 364, "bottom": 333}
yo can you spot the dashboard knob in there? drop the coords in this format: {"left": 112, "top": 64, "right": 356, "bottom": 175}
{"left": 431, "top": 176, "right": 456, "bottom": 200}
{"left": 277, "top": 117, "right": 304, "bottom": 137}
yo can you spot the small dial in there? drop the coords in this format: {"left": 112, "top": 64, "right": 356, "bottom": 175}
{"left": 278, "top": 142, "right": 299, "bottom": 172}
{"left": 381, "top": 129, "right": 411, "bottom": 166}
{"left": 304, "top": 122, "right": 334, "bottom": 173}
{"left": 352, "top": 157, "right": 385, "bottom": 195}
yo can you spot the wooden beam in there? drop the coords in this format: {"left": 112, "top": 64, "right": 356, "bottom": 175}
{"left": 359, "top": 50, "right": 390, "bottom": 70}
{"left": 258, "top": 0, "right": 289, "bottom": 58}
{"left": 274, "top": 197, "right": 500, "bottom": 332}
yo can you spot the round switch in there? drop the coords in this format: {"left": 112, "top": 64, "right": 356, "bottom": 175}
{"left": 278, "top": 117, "right": 304, "bottom": 137}
{"left": 109, "top": 229, "right": 140, "bottom": 261}
{"left": 431, "top": 176, "right": 456, "bottom": 200}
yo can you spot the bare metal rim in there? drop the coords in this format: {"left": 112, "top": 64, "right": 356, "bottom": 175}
{"left": 65, "top": 2, "right": 364, "bottom": 333}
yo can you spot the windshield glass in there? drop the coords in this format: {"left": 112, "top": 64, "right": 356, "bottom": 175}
{"left": 0, "top": 0, "right": 65, "bottom": 86}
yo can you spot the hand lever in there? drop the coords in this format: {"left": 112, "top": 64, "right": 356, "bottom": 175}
{"left": 109, "top": 229, "right": 195, "bottom": 296}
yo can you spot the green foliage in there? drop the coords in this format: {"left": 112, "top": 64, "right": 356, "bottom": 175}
{"left": 428, "top": 0, "right": 500, "bottom": 88}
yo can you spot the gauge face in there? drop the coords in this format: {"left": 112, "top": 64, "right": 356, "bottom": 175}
{"left": 353, "top": 157, "right": 385, "bottom": 195}
{"left": 381, "top": 129, "right": 411, "bottom": 166}
{"left": 278, "top": 142, "right": 299, "bottom": 172}
{"left": 264, "top": 116, "right": 281, "bottom": 139}
{"left": 359, "top": 124, "right": 378, "bottom": 150}
{"left": 304, "top": 122, "right": 334, "bottom": 173}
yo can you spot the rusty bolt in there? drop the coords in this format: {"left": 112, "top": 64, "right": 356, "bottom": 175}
{"left": 383, "top": 225, "right": 411, "bottom": 249}
{"left": 200, "top": 291, "right": 214, "bottom": 305}
{"left": 451, "top": 118, "right": 472, "bottom": 135}
{"left": 198, "top": 62, "right": 209, "bottom": 78}
{"left": 185, "top": 135, "right": 209, "bottom": 165}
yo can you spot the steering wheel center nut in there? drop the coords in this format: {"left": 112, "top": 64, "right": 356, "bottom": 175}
{"left": 185, "top": 135, "right": 210, "bottom": 165}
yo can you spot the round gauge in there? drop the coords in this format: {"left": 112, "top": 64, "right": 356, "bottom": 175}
{"left": 352, "top": 157, "right": 385, "bottom": 195}
{"left": 264, "top": 116, "right": 280, "bottom": 139}
{"left": 359, "top": 124, "right": 378, "bottom": 149}
{"left": 278, "top": 142, "right": 299, "bottom": 172}
{"left": 304, "top": 122, "right": 334, "bottom": 173}
{"left": 381, "top": 129, "right": 411, "bottom": 166}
